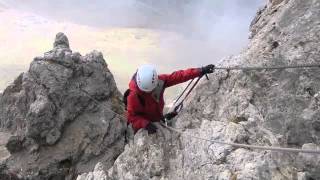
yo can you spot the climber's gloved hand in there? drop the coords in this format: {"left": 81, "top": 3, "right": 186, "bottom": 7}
{"left": 163, "top": 111, "right": 178, "bottom": 120}
{"left": 145, "top": 123, "right": 157, "bottom": 134}
{"left": 201, "top": 64, "right": 215, "bottom": 75}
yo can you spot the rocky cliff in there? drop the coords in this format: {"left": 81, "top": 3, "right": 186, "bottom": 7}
{"left": 78, "top": 0, "right": 320, "bottom": 180}
{"left": 0, "top": 33, "right": 126, "bottom": 179}
{"left": 1, "top": 0, "right": 320, "bottom": 180}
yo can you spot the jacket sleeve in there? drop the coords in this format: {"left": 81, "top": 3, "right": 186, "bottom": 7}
{"left": 126, "top": 91, "right": 149, "bottom": 131}
{"left": 160, "top": 68, "right": 202, "bottom": 88}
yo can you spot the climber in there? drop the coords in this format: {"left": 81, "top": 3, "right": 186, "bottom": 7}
{"left": 125, "top": 64, "right": 215, "bottom": 134}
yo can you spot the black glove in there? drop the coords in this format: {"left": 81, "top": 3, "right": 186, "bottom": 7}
{"left": 163, "top": 112, "right": 178, "bottom": 120}
{"left": 145, "top": 123, "right": 157, "bottom": 134}
{"left": 201, "top": 64, "right": 215, "bottom": 75}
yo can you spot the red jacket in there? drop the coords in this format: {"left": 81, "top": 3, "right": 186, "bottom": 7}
{"left": 126, "top": 68, "right": 201, "bottom": 131}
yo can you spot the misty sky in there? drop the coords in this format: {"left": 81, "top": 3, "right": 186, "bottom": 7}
{"left": 2, "top": 0, "right": 265, "bottom": 29}
{"left": 0, "top": 0, "right": 266, "bottom": 98}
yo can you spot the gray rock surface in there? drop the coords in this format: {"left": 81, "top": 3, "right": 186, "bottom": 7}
{"left": 0, "top": 132, "right": 10, "bottom": 163}
{"left": 53, "top": 32, "right": 70, "bottom": 49}
{"left": 76, "top": 162, "right": 108, "bottom": 180}
{"left": 79, "top": 0, "right": 320, "bottom": 179}
{"left": 0, "top": 132, "right": 13, "bottom": 179}
{"left": 0, "top": 32, "right": 126, "bottom": 179}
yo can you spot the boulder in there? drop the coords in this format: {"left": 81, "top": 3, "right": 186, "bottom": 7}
{"left": 0, "top": 33, "right": 126, "bottom": 179}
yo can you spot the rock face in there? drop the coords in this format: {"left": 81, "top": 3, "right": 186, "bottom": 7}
{"left": 0, "top": 33, "right": 126, "bottom": 179}
{"left": 0, "top": 132, "right": 10, "bottom": 163}
{"left": 79, "top": 0, "right": 320, "bottom": 179}
{"left": 76, "top": 162, "right": 108, "bottom": 180}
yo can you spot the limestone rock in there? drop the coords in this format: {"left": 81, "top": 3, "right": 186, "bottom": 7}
{"left": 269, "top": 0, "right": 286, "bottom": 7}
{"left": 81, "top": 0, "right": 320, "bottom": 179}
{"left": 298, "top": 143, "right": 320, "bottom": 177}
{"left": 5, "top": 136, "right": 23, "bottom": 153}
{"left": 54, "top": 32, "right": 70, "bottom": 49}
{"left": 0, "top": 33, "right": 126, "bottom": 179}
{"left": 0, "top": 132, "right": 10, "bottom": 163}
{"left": 77, "top": 162, "right": 108, "bottom": 180}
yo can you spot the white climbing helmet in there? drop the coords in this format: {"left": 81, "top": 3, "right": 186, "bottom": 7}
{"left": 136, "top": 64, "right": 158, "bottom": 92}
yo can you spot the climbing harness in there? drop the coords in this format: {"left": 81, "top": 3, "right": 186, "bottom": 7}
{"left": 167, "top": 74, "right": 209, "bottom": 125}
{"left": 173, "top": 75, "right": 206, "bottom": 109}
{"left": 78, "top": 63, "right": 320, "bottom": 154}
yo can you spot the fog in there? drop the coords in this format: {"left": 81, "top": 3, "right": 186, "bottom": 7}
{"left": 2, "top": 0, "right": 266, "bottom": 69}
{"left": 1, "top": 1, "right": 265, "bottom": 29}
{"left": 0, "top": 0, "right": 266, "bottom": 97}
{"left": 2, "top": 0, "right": 266, "bottom": 67}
